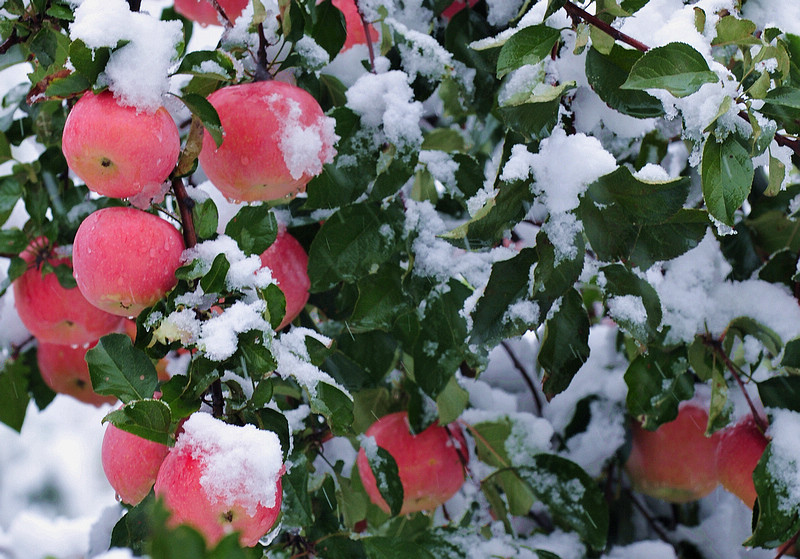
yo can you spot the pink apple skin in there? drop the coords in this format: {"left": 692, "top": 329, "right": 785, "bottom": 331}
{"left": 626, "top": 402, "right": 721, "bottom": 503}
{"left": 356, "top": 412, "right": 467, "bottom": 515}
{"left": 154, "top": 444, "right": 283, "bottom": 547}
{"left": 441, "top": 0, "right": 479, "bottom": 19}
{"left": 174, "top": 0, "right": 248, "bottom": 26}
{"left": 72, "top": 207, "right": 185, "bottom": 317}
{"left": 102, "top": 422, "right": 169, "bottom": 505}
{"left": 198, "top": 81, "right": 336, "bottom": 202}
{"left": 717, "top": 415, "right": 769, "bottom": 508}
{"left": 331, "top": 0, "right": 377, "bottom": 51}
{"left": 13, "top": 239, "right": 123, "bottom": 345}
{"left": 259, "top": 229, "right": 310, "bottom": 330}
{"left": 37, "top": 341, "right": 117, "bottom": 407}
{"left": 62, "top": 91, "right": 180, "bottom": 200}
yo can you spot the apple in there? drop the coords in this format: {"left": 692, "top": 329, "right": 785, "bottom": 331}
{"left": 173, "top": 0, "right": 248, "bottom": 26}
{"left": 36, "top": 341, "right": 117, "bottom": 407}
{"left": 198, "top": 81, "right": 337, "bottom": 202}
{"left": 356, "top": 411, "right": 467, "bottom": 515}
{"left": 331, "top": 0, "right": 378, "bottom": 52}
{"left": 153, "top": 413, "right": 284, "bottom": 547}
{"left": 258, "top": 228, "right": 310, "bottom": 330}
{"left": 716, "top": 415, "right": 769, "bottom": 508}
{"left": 102, "top": 422, "right": 170, "bottom": 505}
{"left": 72, "top": 207, "right": 185, "bottom": 317}
{"left": 441, "top": 0, "right": 479, "bottom": 19}
{"left": 61, "top": 91, "right": 180, "bottom": 201}
{"left": 626, "top": 402, "right": 721, "bottom": 503}
{"left": 13, "top": 239, "right": 123, "bottom": 345}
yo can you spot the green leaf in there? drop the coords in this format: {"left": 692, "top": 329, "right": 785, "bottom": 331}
{"left": 191, "top": 197, "right": 218, "bottom": 240}
{"left": 711, "top": 16, "right": 760, "bottom": 47}
{"left": 624, "top": 348, "right": 694, "bottom": 430}
{"left": 701, "top": 133, "right": 754, "bottom": 226}
{"left": 0, "top": 178, "right": 22, "bottom": 225}
{"left": 758, "top": 376, "right": 800, "bottom": 412}
{"left": 282, "top": 452, "right": 314, "bottom": 525}
{"left": 601, "top": 264, "right": 662, "bottom": 343}
{"left": 421, "top": 128, "right": 466, "bottom": 152}
{"left": 517, "top": 455, "right": 609, "bottom": 550}
{"left": 539, "top": 288, "right": 590, "bottom": 397}
{"left": 29, "top": 26, "right": 61, "bottom": 68}
{"left": 620, "top": 42, "right": 719, "bottom": 97}
{"left": 362, "top": 537, "right": 436, "bottom": 559}
{"left": 86, "top": 333, "right": 159, "bottom": 403}
{"left": 312, "top": 382, "right": 354, "bottom": 436}
{"left": 0, "top": 357, "right": 30, "bottom": 432}
{"left": 436, "top": 375, "right": 469, "bottom": 425}
{"left": 224, "top": 205, "right": 278, "bottom": 256}
{"left": 312, "top": 0, "right": 347, "bottom": 59}
{"left": 747, "top": 444, "right": 800, "bottom": 548}
{"left": 350, "top": 266, "right": 407, "bottom": 332}
{"left": 362, "top": 442, "right": 404, "bottom": 517}
{"left": 199, "top": 253, "right": 230, "bottom": 294}
{"left": 0, "top": 228, "right": 27, "bottom": 254}
{"left": 305, "top": 163, "right": 364, "bottom": 209}
{"left": 172, "top": 92, "right": 224, "bottom": 148}
{"left": 497, "top": 96, "right": 562, "bottom": 140}
{"left": 173, "top": 50, "right": 236, "bottom": 81}
{"left": 308, "top": 201, "right": 404, "bottom": 292}
{"left": 585, "top": 45, "right": 665, "bottom": 118}
{"left": 782, "top": 338, "right": 800, "bottom": 373}
{"left": 44, "top": 72, "right": 91, "bottom": 98}
{"left": 726, "top": 316, "right": 782, "bottom": 357}
{"left": 103, "top": 399, "right": 172, "bottom": 445}
{"left": 496, "top": 25, "right": 561, "bottom": 78}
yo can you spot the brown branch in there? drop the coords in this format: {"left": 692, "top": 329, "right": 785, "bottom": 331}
{"left": 126, "top": 0, "right": 141, "bottom": 11}
{"left": 501, "top": 340, "right": 543, "bottom": 415}
{"left": 0, "top": 29, "right": 19, "bottom": 55}
{"left": 775, "top": 529, "right": 800, "bottom": 559}
{"left": 701, "top": 335, "right": 769, "bottom": 432}
{"left": 171, "top": 177, "right": 198, "bottom": 248}
{"left": 210, "top": 0, "right": 233, "bottom": 27}
{"left": 355, "top": 0, "right": 376, "bottom": 73}
{"left": 254, "top": 22, "right": 272, "bottom": 81}
{"left": 563, "top": 1, "right": 649, "bottom": 53}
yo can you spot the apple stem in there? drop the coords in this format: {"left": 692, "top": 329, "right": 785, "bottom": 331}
{"left": 126, "top": 0, "right": 141, "bottom": 12}
{"left": 209, "top": 0, "right": 233, "bottom": 28}
{"left": 775, "top": 529, "right": 800, "bottom": 558}
{"left": 254, "top": 23, "right": 272, "bottom": 81}
{"left": 500, "top": 340, "right": 543, "bottom": 415}
{"left": 701, "top": 335, "right": 769, "bottom": 433}
{"left": 355, "top": 1, "right": 377, "bottom": 73}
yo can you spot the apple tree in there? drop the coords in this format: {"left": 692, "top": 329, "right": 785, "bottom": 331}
{"left": 1, "top": 0, "right": 800, "bottom": 557}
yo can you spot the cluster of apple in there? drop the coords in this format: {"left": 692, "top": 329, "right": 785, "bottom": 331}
{"left": 626, "top": 401, "right": 769, "bottom": 508}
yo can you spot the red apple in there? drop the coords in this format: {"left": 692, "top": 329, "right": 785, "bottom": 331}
{"left": 61, "top": 91, "right": 180, "bottom": 201}
{"left": 626, "top": 402, "right": 721, "bottom": 503}
{"left": 72, "top": 207, "right": 185, "bottom": 317}
{"left": 36, "top": 340, "right": 116, "bottom": 407}
{"left": 173, "top": 0, "right": 248, "bottom": 26}
{"left": 258, "top": 229, "right": 309, "bottom": 330}
{"left": 331, "top": 0, "right": 378, "bottom": 52}
{"left": 153, "top": 413, "right": 284, "bottom": 547}
{"left": 441, "top": 0, "right": 479, "bottom": 19}
{"left": 102, "top": 422, "right": 170, "bottom": 505}
{"left": 356, "top": 411, "right": 467, "bottom": 515}
{"left": 13, "top": 239, "right": 123, "bottom": 345}
{"left": 198, "top": 81, "right": 337, "bottom": 202}
{"left": 717, "top": 415, "right": 769, "bottom": 508}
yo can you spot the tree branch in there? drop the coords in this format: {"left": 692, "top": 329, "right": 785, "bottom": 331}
{"left": 775, "top": 529, "right": 800, "bottom": 559}
{"left": 209, "top": 0, "right": 233, "bottom": 27}
{"left": 501, "top": 340, "right": 543, "bottom": 415}
{"left": 171, "top": 177, "right": 198, "bottom": 249}
{"left": 355, "top": 0, "right": 376, "bottom": 73}
{"left": 0, "top": 29, "right": 19, "bottom": 55}
{"left": 627, "top": 489, "right": 676, "bottom": 547}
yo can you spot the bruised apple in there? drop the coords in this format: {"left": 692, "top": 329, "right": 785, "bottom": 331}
{"left": 198, "top": 81, "right": 337, "bottom": 202}
{"left": 626, "top": 402, "right": 721, "bottom": 503}
{"left": 36, "top": 341, "right": 116, "bottom": 407}
{"left": 154, "top": 413, "right": 284, "bottom": 547}
{"left": 13, "top": 239, "right": 122, "bottom": 345}
{"left": 102, "top": 422, "right": 169, "bottom": 505}
{"left": 72, "top": 207, "right": 185, "bottom": 317}
{"left": 174, "top": 0, "right": 248, "bottom": 26}
{"left": 356, "top": 411, "right": 467, "bottom": 515}
{"left": 717, "top": 415, "right": 769, "bottom": 508}
{"left": 61, "top": 91, "right": 179, "bottom": 201}
{"left": 259, "top": 229, "right": 310, "bottom": 330}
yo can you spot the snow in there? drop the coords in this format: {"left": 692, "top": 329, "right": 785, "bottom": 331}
{"left": 766, "top": 409, "right": 800, "bottom": 513}
{"left": 177, "top": 413, "right": 283, "bottom": 514}
{"left": 604, "top": 541, "right": 677, "bottom": 559}
{"left": 273, "top": 328, "right": 349, "bottom": 398}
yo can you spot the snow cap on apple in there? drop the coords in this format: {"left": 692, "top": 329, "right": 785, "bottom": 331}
{"left": 199, "top": 80, "right": 338, "bottom": 202}
{"left": 154, "top": 413, "right": 284, "bottom": 547}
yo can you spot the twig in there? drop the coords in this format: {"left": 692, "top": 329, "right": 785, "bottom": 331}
{"left": 209, "top": 0, "right": 233, "bottom": 27}
{"left": 210, "top": 377, "right": 225, "bottom": 418}
{"left": 563, "top": 1, "right": 649, "bottom": 52}
{"left": 775, "top": 529, "right": 800, "bottom": 559}
{"left": 355, "top": 0, "right": 376, "bottom": 73}
{"left": 501, "top": 340, "right": 543, "bottom": 415}
{"left": 0, "top": 29, "right": 19, "bottom": 55}
{"left": 126, "top": 0, "right": 141, "bottom": 12}
{"left": 701, "top": 335, "right": 769, "bottom": 432}
{"left": 254, "top": 22, "right": 272, "bottom": 81}
{"left": 171, "top": 177, "right": 198, "bottom": 248}
{"left": 627, "top": 489, "right": 676, "bottom": 547}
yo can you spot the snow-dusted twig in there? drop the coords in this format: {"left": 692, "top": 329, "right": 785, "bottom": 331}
{"left": 210, "top": 0, "right": 234, "bottom": 28}
{"left": 355, "top": 0, "right": 376, "bottom": 73}
{"left": 501, "top": 340, "right": 543, "bottom": 415}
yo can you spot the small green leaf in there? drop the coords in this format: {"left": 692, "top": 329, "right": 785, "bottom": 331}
{"left": 199, "top": 253, "right": 230, "bottom": 294}
{"left": 601, "top": 263, "right": 662, "bottom": 343}
{"left": 625, "top": 348, "right": 694, "bottom": 430}
{"left": 421, "top": 128, "right": 466, "bottom": 152}
{"left": 496, "top": 25, "right": 561, "bottom": 78}
{"left": 224, "top": 206, "right": 278, "bottom": 255}
{"left": 711, "top": 16, "right": 760, "bottom": 47}
{"left": 69, "top": 39, "right": 111, "bottom": 83}
{"left": 0, "top": 357, "right": 30, "bottom": 432}
{"left": 86, "top": 333, "right": 159, "bottom": 403}
{"left": 539, "top": 289, "right": 590, "bottom": 397}
{"left": 702, "top": 133, "right": 754, "bottom": 226}
{"left": 281, "top": 452, "right": 314, "bottom": 525}
{"left": 620, "top": 42, "right": 719, "bottom": 97}
{"left": 173, "top": 50, "right": 236, "bottom": 81}
{"left": 312, "top": 382, "right": 354, "bottom": 436}
{"left": 726, "top": 316, "right": 782, "bottom": 357}
{"left": 191, "top": 197, "right": 218, "bottom": 240}
{"left": 103, "top": 399, "right": 172, "bottom": 445}
{"left": 312, "top": 0, "right": 347, "bottom": 59}
{"left": 362, "top": 441, "right": 404, "bottom": 517}
{"left": 747, "top": 444, "right": 800, "bottom": 548}
{"left": 172, "top": 93, "right": 224, "bottom": 148}
{"left": 758, "top": 376, "right": 800, "bottom": 412}
{"left": 585, "top": 45, "right": 665, "bottom": 118}
{"left": 350, "top": 266, "right": 407, "bottom": 332}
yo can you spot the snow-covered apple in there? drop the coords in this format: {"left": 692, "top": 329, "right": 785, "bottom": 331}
{"left": 173, "top": 0, "right": 248, "bottom": 26}
{"left": 153, "top": 413, "right": 284, "bottom": 547}
{"left": 356, "top": 411, "right": 467, "bottom": 515}
{"left": 13, "top": 239, "right": 122, "bottom": 345}
{"left": 626, "top": 402, "right": 721, "bottom": 503}
{"left": 198, "top": 81, "right": 337, "bottom": 202}
{"left": 102, "top": 422, "right": 169, "bottom": 505}
{"left": 61, "top": 91, "right": 179, "bottom": 201}
{"left": 259, "top": 229, "right": 310, "bottom": 330}
{"left": 716, "top": 415, "right": 769, "bottom": 508}
{"left": 72, "top": 207, "right": 185, "bottom": 317}
{"left": 36, "top": 341, "right": 116, "bottom": 407}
